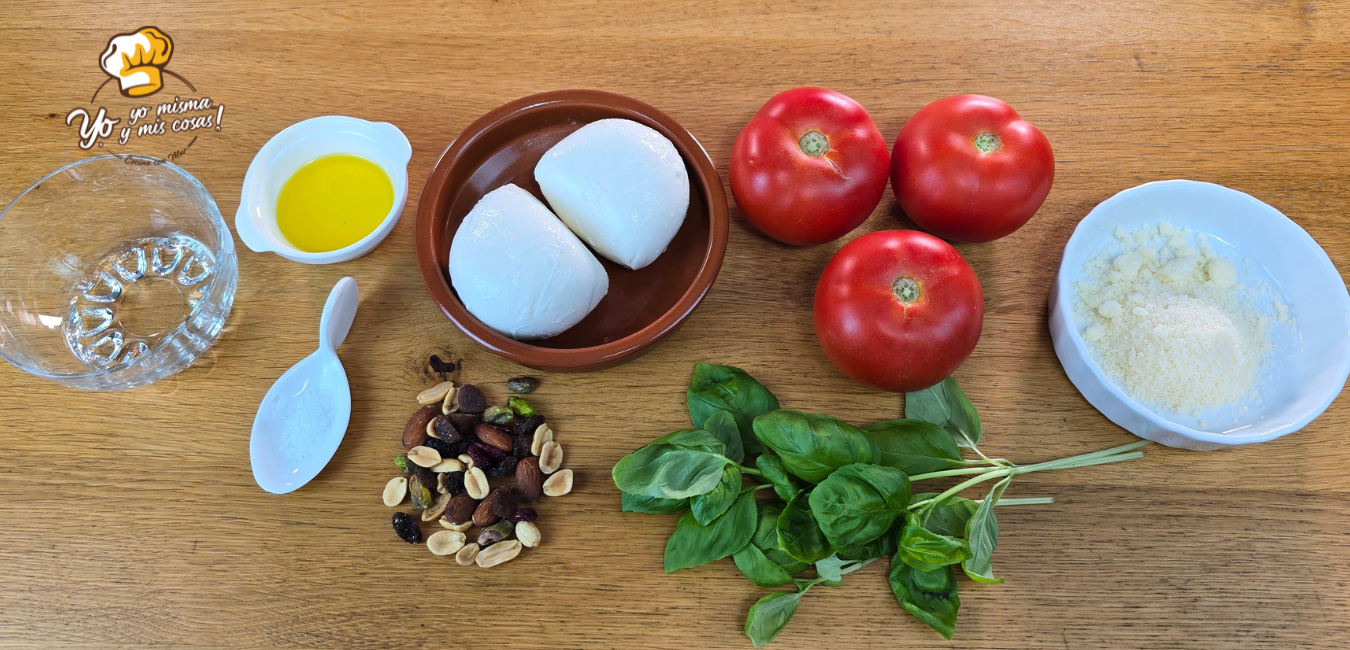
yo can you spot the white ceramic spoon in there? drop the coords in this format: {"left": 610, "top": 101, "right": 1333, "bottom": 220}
{"left": 250, "top": 277, "right": 359, "bottom": 494}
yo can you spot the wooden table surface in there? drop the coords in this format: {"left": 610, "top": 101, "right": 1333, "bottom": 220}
{"left": 3, "top": 2, "right": 1349, "bottom": 648}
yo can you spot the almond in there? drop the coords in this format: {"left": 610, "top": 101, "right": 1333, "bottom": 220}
{"left": 403, "top": 405, "right": 438, "bottom": 449}
{"left": 515, "top": 457, "right": 544, "bottom": 502}
{"left": 446, "top": 494, "right": 477, "bottom": 525}
{"left": 475, "top": 423, "right": 515, "bottom": 452}
{"left": 543, "top": 468, "right": 573, "bottom": 497}
{"left": 473, "top": 489, "right": 502, "bottom": 527}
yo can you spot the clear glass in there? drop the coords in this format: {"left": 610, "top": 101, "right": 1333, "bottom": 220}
{"left": 0, "top": 155, "right": 237, "bottom": 390}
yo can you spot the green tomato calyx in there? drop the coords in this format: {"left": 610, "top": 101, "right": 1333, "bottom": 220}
{"left": 799, "top": 130, "right": 829, "bottom": 157}
{"left": 893, "top": 276, "right": 922, "bottom": 305}
{"left": 973, "top": 131, "right": 1002, "bottom": 154}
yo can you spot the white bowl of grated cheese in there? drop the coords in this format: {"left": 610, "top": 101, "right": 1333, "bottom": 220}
{"left": 1050, "top": 180, "right": 1350, "bottom": 450}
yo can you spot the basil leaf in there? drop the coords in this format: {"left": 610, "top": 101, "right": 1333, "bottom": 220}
{"left": 814, "top": 554, "right": 845, "bottom": 583}
{"left": 904, "top": 377, "right": 982, "bottom": 448}
{"left": 612, "top": 444, "right": 733, "bottom": 499}
{"left": 861, "top": 419, "right": 965, "bottom": 475}
{"left": 809, "top": 464, "right": 911, "bottom": 551}
{"left": 888, "top": 559, "right": 960, "bottom": 640}
{"left": 691, "top": 464, "right": 742, "bottom": 525}
{"left": 702, "top": 410, "right": 744, "bottom": 464}
{"left": 650, "top": 428, "right": 727, "bottom": 454}
{"left": 755, "top": 453, "right": 805, "bottom": 502}
{"left": 914, "top": 493, "right": 979, "bottom": 538}
{"left": 688, "top": 362, "right": 779, "bottom": 456}
{"left": 621, "top": 491, "right": 689, "bottom": 514}
{"left": 962, "top": 483, "right": 1005, "bottom": 584}
{"left": 836, "top": 529, "right": 898, "bottom": 562}
{"left": 663, "top": 490, "right": 757, "bottom": 573}
{"left": 753, "top": 410, "right": 874, "bottom": 483}
{"left": 777, "top": 490, "right": 833, "bottom": 564}
{"left": 898, "top": 522, "right": 972, "bottom": 572}
{"left": 744, "top": 591, "right": 800, "bottom": 648}
{"left": 733, "top": 542, "right": 794, "bottom": 587}
{"left": 753, "top": 503, "right": 810, "bottom": 574}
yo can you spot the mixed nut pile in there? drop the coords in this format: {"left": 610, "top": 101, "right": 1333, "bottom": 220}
{"left": 384, "top": 376, "right": 572, "bottom": 567}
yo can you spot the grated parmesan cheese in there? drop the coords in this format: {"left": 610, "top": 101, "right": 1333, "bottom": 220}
{"left": 1074, "top": 221, "right": 1286, "bottom": 414}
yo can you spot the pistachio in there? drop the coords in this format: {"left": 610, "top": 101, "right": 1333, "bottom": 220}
{"left": 539, "top": 441, "right": 563, "bottom": 474}
{"left": 421, "top": 493, "right": 452, "bottom": 522}
{"left": 531, "top": 423, "right": 554, "bottom": 456}
{"left": 543, "top": 468, "right": 574, "bottom": 497}
{"left": 483, "top": 405, "right": 513, "bottom": 425}
{"left": 439, "top": 517, "right": 472, "bottom": 532}
{"left": 454, "top": 384, "right": 487, "bottom": 414}
{"left": 408, "top": 473, "right": 434, "bottom": 510}
{"left": 475, "top": 539, "right": 522, "bottom": 567}
{"left": 431, "top": 458, "right": 465, "bottom": 473}
{"left": 516, "top": 520, "right": 542, "bottom": 548}
{"left": 440, "top": 383, "right": 460, "bottom": 415}
{"left": 382, "top": 476, "right": 408, "bottom": 507}
{"left": 407, "top": 445, "right": 442, "bottom": 468}
{"left": 418, "top": 381, "right": 455, "bottom": 405}
{"left": 464, "top": 467, "right": 489, "bottom": 499}
{"left": 477, "top": 519, "right": 514, "bottom": 546}
{"left": 508, "top": 396, "right": 536, "bottom": 417}
{"left": 506, "top": 376, "right": 539, "bottom": 394}
{"left": 455, "top": 542, "right": 480, "bottom": 566}
{"left": 427, "top": 530, "right": 467, "bottom": 556}
{"left": 515, "top": 457, "right": 544, "bottom": 502}
{"left": 446, "top": 493, "right": 477, "bottom": 525}
{"left": 403, "top": 405, "right": 438, "bottom": 449}
{"left": 474, "top": 423, "right": 515, "bottom": 452}
{"left": 458, "top": 453, "right": 475, "bottom": 471}
{"left": 393, "top": 455, "right": 413, "bottom": 474}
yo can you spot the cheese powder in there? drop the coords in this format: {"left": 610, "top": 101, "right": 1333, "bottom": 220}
{"left": 1074, "top": 221, "right": 1284, "bottom": 415}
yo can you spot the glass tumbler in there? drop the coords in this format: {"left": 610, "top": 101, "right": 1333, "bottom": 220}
{"left": 0, "top": 155, "right": 238, "bottom": 390}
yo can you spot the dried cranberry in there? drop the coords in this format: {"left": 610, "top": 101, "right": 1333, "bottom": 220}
{"left": 508, "top": 508, "right": 538, "bottom": 523}
{"left": 488, "top": 455, "right": 518, "bottom": 478}
{"left": 441, "top": 471, "right": 466, "bottom": 496}
{"left": 511, "top": 414, "right": 546, "bottom": 438}
{"left": 467, "top": 442, "right": 505, "bottom": 467}
{"left": 392, "top": 512, "right": 421, "bottom": 544}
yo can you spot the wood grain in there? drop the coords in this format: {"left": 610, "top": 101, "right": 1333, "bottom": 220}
{"left": 2, "top": 1, "right": 1349, "bottom": 648}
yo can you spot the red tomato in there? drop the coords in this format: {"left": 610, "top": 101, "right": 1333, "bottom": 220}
{"left": 891, "top": 94, "right": 1054, "bottom": 243}
{"left": 730, "top": 87, "right": 890, "bottom": 246}
{"left": 813, "top": 230, "right": 984, "bottom": 392}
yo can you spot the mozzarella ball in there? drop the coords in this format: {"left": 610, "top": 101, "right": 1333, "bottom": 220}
{"left": 449, "top": 184, "right": 608, "bottom": 340}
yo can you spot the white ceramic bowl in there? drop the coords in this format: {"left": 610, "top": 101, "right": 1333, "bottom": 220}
{"left": 235, "top": 116, "right": 411, "bottom": 264}
{"left": 1050, "top": 180, "right": 1350, "bottom": 450}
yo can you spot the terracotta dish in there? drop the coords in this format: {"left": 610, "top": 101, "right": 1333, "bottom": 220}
{"left": 415, "top": 90, "right": 729, "bottom": 372}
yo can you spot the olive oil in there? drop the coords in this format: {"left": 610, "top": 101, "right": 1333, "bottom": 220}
{"left": 276, "top": 154, "right": 393, "bottom": 253}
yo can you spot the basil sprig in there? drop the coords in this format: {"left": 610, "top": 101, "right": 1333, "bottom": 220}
{"left": 612, "top": 363, "right": 1151, "bottom": 646}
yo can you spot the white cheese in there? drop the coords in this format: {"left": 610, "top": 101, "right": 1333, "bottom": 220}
{"left": 448, "top": 184, "right": 608, "bottom": 340}
{"left": 534, "top": 118, "right": 690, "bottom": 270}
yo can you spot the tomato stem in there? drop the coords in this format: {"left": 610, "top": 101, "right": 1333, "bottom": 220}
{"left": 892, "top": 276, "right": 921, "bottom": 305}
{"left": 974, "top": 131, "right": 1002, "bottom": 154}
{"left": 798, "top": 130, "right": 829, "bottom": 157}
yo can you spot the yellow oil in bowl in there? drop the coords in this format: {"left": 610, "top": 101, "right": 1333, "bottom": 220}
{"left": 276, "top": 154, "right": 393, "bottom": 253}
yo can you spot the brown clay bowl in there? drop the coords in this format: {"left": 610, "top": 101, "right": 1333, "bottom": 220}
{"left": 414, "top": 90, "right": 729, "bottom": 372}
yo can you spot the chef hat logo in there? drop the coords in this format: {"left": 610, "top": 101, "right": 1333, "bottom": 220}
{"left": 99, "top": 27, "right": 174, "bottom": 97}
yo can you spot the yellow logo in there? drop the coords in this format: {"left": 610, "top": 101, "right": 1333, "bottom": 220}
{"left": 99, "top": 27, "right": 178, "bottom": 98}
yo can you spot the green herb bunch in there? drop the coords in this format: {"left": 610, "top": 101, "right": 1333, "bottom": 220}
{"left": 612, "top": 363, "right": 1149, "bottom": 646}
